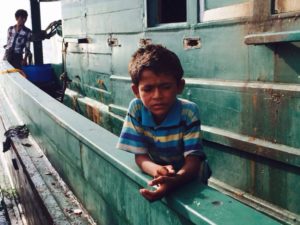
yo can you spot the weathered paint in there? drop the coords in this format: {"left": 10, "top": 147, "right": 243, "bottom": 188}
{"left": 48, "top": 0, "right": 300, "bottom": 222}
{"left": 275, "top": 0, "right": 300, "bottom": 14}
{"left": 0, "top": 63, "right": 283, "bottom": 225}
{"left": 3, "top": 0, "right": 298, "bottom": 223}
{"left": 245, "top": 30, "right": 300, "bottom": 44}
{"left": 0, "top": 87, "right": 92, "bottom": 225}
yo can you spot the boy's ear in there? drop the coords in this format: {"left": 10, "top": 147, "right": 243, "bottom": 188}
{"left": 177, "top": 79, "right": 185, "bottom": 94}
{"left": 131, "top": 84, "right": 140, "bottom": 98}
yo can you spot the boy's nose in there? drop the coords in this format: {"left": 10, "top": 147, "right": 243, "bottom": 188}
{"left": 153, "top": 87, "right": 162, "bottom": 98}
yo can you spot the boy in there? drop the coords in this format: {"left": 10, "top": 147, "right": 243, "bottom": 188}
{"left": 117, "top": 44, "right": 210, "bottom": 201}
{"left": 3, "top": 9, "right": 32, "bottom": 69}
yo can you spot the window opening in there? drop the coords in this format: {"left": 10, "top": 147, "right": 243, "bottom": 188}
{"left": 158, "top": 0, "right": 186, "bottom": 23}
{"left": 147, "top": 0, "right": 186, "bottom": 27}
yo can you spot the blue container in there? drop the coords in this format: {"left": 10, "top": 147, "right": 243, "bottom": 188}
{"left": 22, "top": 64, "right": 54, "bottom": 83}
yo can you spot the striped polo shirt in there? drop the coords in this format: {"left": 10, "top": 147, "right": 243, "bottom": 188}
{"left": 117, "top": 98, "right": 205, "bottom": 170}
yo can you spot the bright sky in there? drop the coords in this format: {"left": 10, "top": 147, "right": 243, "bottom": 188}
{"left": 0, "top": 0, "right": 30, "bottom": 45}
{"left": 0, "top": 0, "right": 62, "bottom": 62}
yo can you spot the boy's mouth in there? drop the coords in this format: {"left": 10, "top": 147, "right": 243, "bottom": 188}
{"left": 151, "top": 103, "right": 166, "bottom": 109}
{"left": 151, "top": 103, "right": 169, "bottom": 113}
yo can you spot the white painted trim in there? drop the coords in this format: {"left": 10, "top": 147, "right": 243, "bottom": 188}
{"left": 202, "top": 1, "right": 253, "bottom": 22}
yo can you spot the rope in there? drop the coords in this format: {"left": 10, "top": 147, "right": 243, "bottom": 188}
{"left": 0, "top": 68, "right": 27, "bottom": 78}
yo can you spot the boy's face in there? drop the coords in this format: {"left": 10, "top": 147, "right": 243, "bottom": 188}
{"left": 132, "top": 69, "right": 185, "bottom": 124}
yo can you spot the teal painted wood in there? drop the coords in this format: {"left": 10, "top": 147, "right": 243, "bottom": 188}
{"left": 204, "top": 0, "right": 248, "bottom": 10}
{"left": 110, "top": 76, "right": 134, "bottom": 108}
{"left": 204, "top": 142, "right": 300, "bottom": 214}
{"left": 111, "top": 34, "right": 144, "bottom": 74}
{"left": 63, "top": 18, "right": 86, "bottom": 36}
{"left": 61, "top": 0, "right": 85, "bottom": 21}
{"left": 85, "top": 0, "right": 142, "bottom": 15}
{"left": 181, "top": 81, "right": 300, "bottom": 148}
{"left": 245, "top": 30, "right": 300, "bottom": 45}
{"left": 46, "top": 0, "right": 300, "bottom": 222}
{"left": 87, "top": 8, "right": 144, "bottom": 34}
{"left": 248, "top": 45, "right": 275, "bottom": 82}
{"left": 0, "top": 66, "right": 283, "bottom": 225}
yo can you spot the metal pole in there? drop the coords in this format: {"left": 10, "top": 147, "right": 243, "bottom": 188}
{"left": 30, "top": 0, "right": 43, "bottom": 64}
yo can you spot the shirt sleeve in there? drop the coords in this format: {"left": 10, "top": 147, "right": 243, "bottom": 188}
{"left": 116, "top": 99, "right": 147, "bottom": 154}
{"left": 6, "top": 28, "right": 10, "bottom": 46}
{"left": 6, "top": 27, "right": 12, "bottom": 49}
{"left": 183, "top": 104, "right": 206, "bottom": 159}
{"left": 24, "top": 30, "right": 32, "bottom": 56}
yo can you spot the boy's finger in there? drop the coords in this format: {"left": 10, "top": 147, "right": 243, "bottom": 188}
{"left": 167, "top": 170, "right": 175, "bottom": 176}
{"left": 139, "top": 188, "right": 164, "bottom": 202}
{"left": 157, "top": 166, "right": 169, "bottom": 176}
{"left": 148, "top": 176, "right": 165, "bottom": 186}
{"left": 157, "top": 166, "right": 175, "bottom": 177}
{"left": 166, "top": 165, "right": 175, "bottom": 173}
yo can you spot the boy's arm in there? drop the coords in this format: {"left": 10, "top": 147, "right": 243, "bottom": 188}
{"left": 149, "top": 155, "right": 201, "bottom": 187}
{"left": 135, "top": 154, "right": 175, "bottom": 177}
{"left": 140, "top": 155, "right": 202, "bottom": 201}
{"left": 172, "top": 154, "right": 201, "bottom": 183}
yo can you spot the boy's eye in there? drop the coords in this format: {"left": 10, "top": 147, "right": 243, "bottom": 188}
{"left": 159, "top": 84, "right": 172, "bottom": 90}
{"left": 142, "top": 83, "right": 174, "bottom": 92}
{"left": 142, "top": 86, "right": 154, "bottom": 92}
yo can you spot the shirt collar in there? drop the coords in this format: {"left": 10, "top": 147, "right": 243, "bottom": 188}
{"left": 141, "top": 99, "right": 181, "bottom": 128}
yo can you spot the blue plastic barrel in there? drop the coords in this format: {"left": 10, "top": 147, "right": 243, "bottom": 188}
{"left": 22, "top": 64, "right": 54, "bottom": 83}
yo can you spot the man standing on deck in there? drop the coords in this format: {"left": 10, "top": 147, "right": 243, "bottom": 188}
{"left": 3, "top": 9, "right": 32, "bottom": 69}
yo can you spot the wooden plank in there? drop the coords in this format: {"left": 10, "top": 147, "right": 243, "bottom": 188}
{"left": 245, "top": 30, "right": 300, "bottom": 45}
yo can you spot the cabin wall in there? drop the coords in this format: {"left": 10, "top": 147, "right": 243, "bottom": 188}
{"left": 57, "top": 0, "right": 300, "bottom": 217}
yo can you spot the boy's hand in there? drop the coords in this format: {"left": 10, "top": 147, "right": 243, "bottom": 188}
{"left": 154, "top": 165, "right": 175, "bottom": 178}
{"left": 139, "top": 155, "right": 202, "bottom": 202}
{"left": 140, "top": 175, "right": 178, "bottom": 202}
{"left": 140, "top": 185, "right": 167, "bottom": 202}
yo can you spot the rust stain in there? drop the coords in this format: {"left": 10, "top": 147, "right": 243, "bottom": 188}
{"left": 97, "top": 79, "right": 104, "bottom": 87}
{"left": 265, "top": 88, "right": 283, "bottom": 104}
{"left": 275, "top": 0, "right": 284, "bottom": 13}
{"left": 97, "top": 79, "right": 106, "bottom": 103}
{"left": 264, "top": 88, "right": 285, "bottom": 143}
{"left": 245, "top": 1, "right": 300, "bottom": 38}
{"left": 86, "top": 104, "right": 101, "bottom": 124}
{"left": 72, "top": 96, "right": 78, "bottom": 111}
{"left": 248, "top": 136, "right": 256, "bottom": 142}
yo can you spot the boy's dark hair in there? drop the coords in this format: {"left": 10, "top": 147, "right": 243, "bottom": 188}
{"left": 15, "top": 9, "right": 28, "bottom": 19}
{"left": 128, "top": 44, "right": 184, "bottom": 85}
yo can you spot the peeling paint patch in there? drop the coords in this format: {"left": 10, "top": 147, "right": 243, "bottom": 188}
{"left": 86, "top": 104, "right": 101, "bottom": 124}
